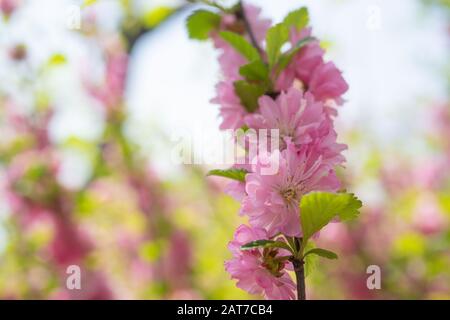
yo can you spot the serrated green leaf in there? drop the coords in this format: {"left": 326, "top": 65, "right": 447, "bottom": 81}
{"left": 241, "top": 239, "right": 292, "bottom": 252}
{"left": 303, "top": 248, "right": 338, "bottom": 260}
{"left": 233, "top": 80, "right": 266, "bottom": 112}
{"left": 207, "top": 168, "right": 248, "bottom": 182}
{"left": 186, "top": 10, "right": 221, "bottom": 40}
{"left": 300, "top": 192, "right": 362, "bottom": 245}
{"left": 219, "top": 31, "right": 261, "bottom": 61}
{"left": 239, "top": 60, "right": 269, "bottom": 83}
{"left": 266, "top": 23, "right": 289, "bottom": 68}
{"left": 283, "top": 7, "right": 309, "bottom": 31}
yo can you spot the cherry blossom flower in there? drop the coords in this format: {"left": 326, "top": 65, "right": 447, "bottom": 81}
{"left": 211, "top": 81, "right": 249, "bottom": 130}
{"left": 241, "top": 142, "right": 341, "bottom": 237}
{"left": 276, "top": 27, "right": 348, "bottom": 104}
{"left": 225, "top": 225, "right": 296, "bottom": 300}
{"left": 244, "top": 88, "right": 325, "bottom": 149}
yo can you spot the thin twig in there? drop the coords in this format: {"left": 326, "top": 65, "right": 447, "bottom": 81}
{"left": 237, "top": 0, "right": 263, "bottom": 54}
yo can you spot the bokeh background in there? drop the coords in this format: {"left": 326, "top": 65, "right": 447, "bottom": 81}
{"left": 0, "top": 0, "right": 449, "bottom": 299}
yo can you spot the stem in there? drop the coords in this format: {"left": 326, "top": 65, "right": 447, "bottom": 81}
{"left": 293, "top": 258, "right": 306, "bottom": 300}
{"left": 238, "top": 0, "right": 263, "bottom": 54}
{"left": 292, "top": 237, "right": 306, "bottom": 300}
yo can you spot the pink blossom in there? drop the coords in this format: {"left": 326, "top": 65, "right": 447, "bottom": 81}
{"left": 276, "top": 28, "right": 324, "bottom": 91}
{"left": 211, "top": 81, "right": 248, "bottom": 130}
{"left": 308, "top": 61, "right": 348, "bottom": 103}
{"left": 224, "top": 181, "right": 246, "bottom": 202}
{"left": 276, "top": 28, "right": 348, "bottom": 103}
{"left": 244, "top": 88, "right": 325, "bottom": 149}
{"left": 241, "top": 142, "right": 341, "bottom": 237}
{"left": 212, "top": 29, "right": 246, "bottom": 82}
{"left": 212, "top": 4, "right": 271, "bottom": 81}
{"left": 225, "top": 225, "right": 296, "bottom": 300}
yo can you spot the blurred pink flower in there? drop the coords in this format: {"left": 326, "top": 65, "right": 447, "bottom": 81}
{"left": 225, "top": 225, "right": 296, "bottom": 300}
{"left": 413, "top": 195, "right": 446, "bottom": 235}
{"left": 276, "top": 28, "right": 324, "bottom": 91}
{"left": 317, "top": 222, "right": 355, "bottom": 254}
{"left": 276, "top": 27, "right": 348, "bottom": 104}
{"left": 48, "top": 217, "right": 91, "bottom": 266}
{"left": 244, "top": 88, "right": 325, "bottom": 149}
{"left": 161, "top": 230, "right": 193, "bottom": 288}
{"left": 308, "top": 61, "right": 348, "bottom": 103}
{"left": 87, "top": 52, "right": 128, "bottom": 109}
{"left": 414, "top": 157, "right": 448, "bottom": 190}
{"left": 213, "top": 37, "right": 246, "bottom": 82}
{"left": 0, "top": 0, "right": 20, "bottom": 16}
{"left": 211, "top": 81, "right": 248, "bottom": 130}
{"left": 241, "top": 142, "right": 341, "bottom": 237}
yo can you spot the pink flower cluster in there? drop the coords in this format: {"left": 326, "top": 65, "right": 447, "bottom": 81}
{"left": 208, "top": 5, "right": 349, "bottom": 299}
{"left": 225, "top": 225, "right": 296, "bottom": 299}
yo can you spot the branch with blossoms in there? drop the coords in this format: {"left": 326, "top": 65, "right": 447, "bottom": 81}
{"left": 187, "top": 1, "right": 362, "bottom": 300}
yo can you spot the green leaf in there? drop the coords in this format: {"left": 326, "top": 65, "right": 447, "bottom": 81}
{"left": 265, "top": 23, "right": 289, "bottom": 68}
{"left": 207, "top": 168, "right": 248, "bottom": 182}
{"left": 302, "top": 241, "right": 317, "bottom": 277}
{"left": 219, "top": 31, "right": 261, "bottom": 61}
{"left": 275, "top": 36, "right": 315, "bottom": 74}
{"left": 241, "top": 239, "right": 292, "bottom": 252}
{"left": 283, "top": 7, "right": 309, "bottom": 31}
{"left": 300, "top": 192, "right": 362, "bottom": 245}
{"left": 303, "top": 248, "right": 338, "bottom": 260}
{"left": 186, "top": 10, "right": 221, "bottom": 40}
{"left": 239, "top": 60, "right": 269, "bottom": 83}
{"left": 233, "top": 80, "right": 266, "bottom": 112}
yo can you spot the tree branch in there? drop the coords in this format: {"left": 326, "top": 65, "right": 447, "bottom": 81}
{"left": 293, "top": 258, "right": 306, "bottom": 300}
{"left": 237, "top": 0, "right": 262, "bottom": 54}
{"left": 292, "top": 237, "right": 306, "bottom": 300}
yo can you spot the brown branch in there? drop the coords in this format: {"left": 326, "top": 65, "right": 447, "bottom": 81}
{"left": 292, "top": 237, "right": 306, "bottom": 300}
{"left": 293, "top": 258, "right": 306, "bottom": 300}
{"left": 237, "top": 0, "right": 262, "bottom": 53}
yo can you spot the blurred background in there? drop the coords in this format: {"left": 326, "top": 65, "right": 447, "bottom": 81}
{"left": 0, "top": 0, "right": 449, "bottom": 299}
